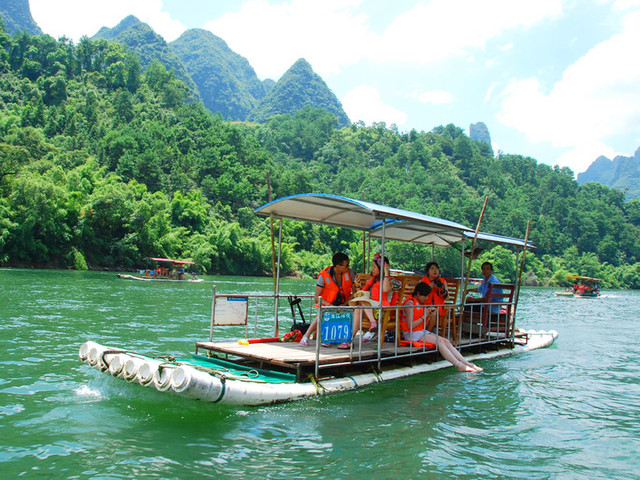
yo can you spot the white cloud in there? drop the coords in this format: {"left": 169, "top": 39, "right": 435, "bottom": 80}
{"left": 410, "top": 89, "right": 453, "bottom": 105}
{"left": 342, "top": 85, "right": 408, "bottom": 126}
{"left": 203, "top": 0, "right": 372, "bottom": 79}
{"left": 613, "top": 0, "right": 640, "bottom": 10}
{"left": 30, "top": 0, "right": 186, "bottom": 42}
{"left": 497, "top": 9, "right": 640, "bottom": 173}
{"left": 373, "top": 0, "right": 562, "bottom": 64}
{"left": 203, "top": 0, "right": 563, "bottom": 81}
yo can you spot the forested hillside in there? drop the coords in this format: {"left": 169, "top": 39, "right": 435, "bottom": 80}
{"left": 170, "top": 28, "right": 268, "bottom": 121}
{"left": 0, "top": 0, "right": 41, "bottom": 36}
{"left": 92, "top": 15, "right": 198, "bottom": 99}
{"left": 2, "top": 27, "right": 640, "bottom": 288}
{"left": 248, "top": 58, "right": 350, "bottom": 127}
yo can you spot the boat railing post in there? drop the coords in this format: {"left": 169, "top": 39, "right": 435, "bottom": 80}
{"left": 315, "top": 303, "right": 322, "bottom": 379}
{"left": 274, "top": 218, "right": 283, "bottom": 337}
{"left": 209, "top": 284, "right": 217, "bottom": 342}
{"left": 377, "top": 220, "right": 387, "bottom": 369}
{"left": 254, "top": 297, "right": 258, "bottom": 338}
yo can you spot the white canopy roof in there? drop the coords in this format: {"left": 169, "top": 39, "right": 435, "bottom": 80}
{"left": 463, "top": 231, "right": 535, "bottom": 248}
{"left": 368, "top": 220, "right": 470, "bottom": 246}
{"left": 254, "top": 193, "right": 473, "bottom": 242}
{"left": 255, "top": 193, "right": 533, "bottom": 248}
{"left": 369, "top": 221, "right": 534, "bottom": 248}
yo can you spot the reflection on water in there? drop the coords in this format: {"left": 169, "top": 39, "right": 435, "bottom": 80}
{"left": 1, "top": 269, "right": 639, "bottom": 479}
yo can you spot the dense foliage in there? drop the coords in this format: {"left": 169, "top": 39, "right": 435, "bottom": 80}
{"left": 92, "top": 15, "right": 198, "bottom": 98}
{"left": 2, "top": 27, "right": 640, "bottom": 288}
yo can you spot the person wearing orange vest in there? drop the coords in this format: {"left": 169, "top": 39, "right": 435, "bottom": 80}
{"left": 401, "top": 282, "right": 483, "bottom": 372}
{"left": 421, "top": 261, "right": 449, "bottom": 326}
{"left": 299, "top": 252, "right": 355, "bottom": 347}
{"left": 342, "top": 253, "right": 395, "bottom": 349}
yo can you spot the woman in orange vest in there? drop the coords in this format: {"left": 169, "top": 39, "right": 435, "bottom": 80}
{"left": 342, "top": 253, "right": 396, "bottom": 349}
{"left": 421, "top": 262, "right": 449, "bottom": 325}
{"left": 299, "top": 252, "right": 355, "bottom": 347}
{"left": 401, "top": 282, "right": 483, "bottom": 372}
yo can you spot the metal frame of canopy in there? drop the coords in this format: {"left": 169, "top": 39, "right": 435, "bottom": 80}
{"left": 368, "top": 220, "right": 535, "bottom": 248}
{"left": 147, "top": 257, "right": 196, "bottom": 265}
{"left": 253, "top": 193, "right": 476, "bottom": 335}
{"left": 369, "top": 219, "right": 535, "bottom": 326}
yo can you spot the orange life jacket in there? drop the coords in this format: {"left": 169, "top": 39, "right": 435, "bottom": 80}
{"left": 400, "top": 295, "right": 426, "bottom": 332}
{"left": 421, "top": 275, "right": 447, "bottom": 316}
{"left": 318, "top": 266, "right": 353, "bottom": 305}
{"left": 363, "top": 275, "right": 397, "bottom": 306}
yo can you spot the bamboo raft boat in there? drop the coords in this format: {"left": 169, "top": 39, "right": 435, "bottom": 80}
{"left": 80, "top": 193, "right": 557, "bottom": 406}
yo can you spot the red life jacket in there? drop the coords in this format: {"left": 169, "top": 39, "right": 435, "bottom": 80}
{"left": 400, "top": 295, "right": 426, "bottom": 332}
{"left": 318, "top": 266, "right": 353, "bottom": 305}
{"left": 363, "top": 275, "right": 397, "bottom": 306}
{"left": 421, "top": 275, "right": 447, "bottom": 316}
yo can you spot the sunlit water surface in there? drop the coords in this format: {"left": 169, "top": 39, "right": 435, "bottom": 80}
{"left": 1, "top": 269, "right": 639, "bottom": 479}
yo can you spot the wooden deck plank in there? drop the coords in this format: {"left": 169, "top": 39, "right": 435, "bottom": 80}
{"left": 195, "top": 340, "right": 426, "bottom": 367}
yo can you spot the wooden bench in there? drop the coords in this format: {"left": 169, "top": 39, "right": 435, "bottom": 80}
{"left": 459, "top": 283, "right": 516, "bottom": 341}
{"left": 353, "top": 274, "right": 461, "bottom": 345}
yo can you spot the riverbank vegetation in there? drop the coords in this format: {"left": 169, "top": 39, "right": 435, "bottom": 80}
{"left": 2, "top": 27, "right": 640, "bottom": 288}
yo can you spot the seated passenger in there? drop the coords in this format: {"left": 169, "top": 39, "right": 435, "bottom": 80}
{"left": 342, "top": 253, "right": 395, "bottom": 349}
{"left": 299, "top": 252, "right": 355, "bottom": 347}
{"left": 402, "top": 282, "right": 483, "bottom": 373}
{"left": 420, "top": 261, "right": 449, "bottom": 325}
{"left": 465, "top": 261, "right": 502, "bottom": 314}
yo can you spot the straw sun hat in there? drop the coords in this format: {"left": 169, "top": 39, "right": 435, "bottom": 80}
{"left": 348, "top": 290, "right": 377, "bottom": 306}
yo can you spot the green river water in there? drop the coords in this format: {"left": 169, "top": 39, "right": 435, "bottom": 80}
{"left": 1, "top": 268, "right": 639, "bottom": 479}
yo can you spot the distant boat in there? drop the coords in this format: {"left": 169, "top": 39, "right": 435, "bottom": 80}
{"left": 555, "top": 276, "right": 601, "bottom": 297}
{"left": 117, "top": 257, "right": 203, "bottom": 283}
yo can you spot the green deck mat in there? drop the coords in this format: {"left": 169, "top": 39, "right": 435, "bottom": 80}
{"left": 174, "top": 354, "right": 298, "bottom": 384}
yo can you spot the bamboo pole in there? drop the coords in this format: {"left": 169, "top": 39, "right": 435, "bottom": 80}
{"left": 267, "top": 172, "right": 279, "bottom": 337}
{"left": 512, "top": 220, "right": 531, "bottom": 325}
{"left": 462, "top": 196, "right": 489, "bottom": 300}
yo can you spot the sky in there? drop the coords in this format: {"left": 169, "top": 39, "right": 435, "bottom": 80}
{"left": 28, "top": 0, "right": 640, "bottom": 175}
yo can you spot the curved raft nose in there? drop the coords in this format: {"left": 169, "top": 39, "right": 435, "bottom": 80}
{"left": 79, "top": 341, "right": 100, "bottom": 361}
{"left": 153, "top": 364, "right": 177, "bottom": 392}
{"left": 123, "top": 356, "right": 146, "bottom": 381}
{"left": 108, "top": 353, "right": 130, "bottom": 377}
{"left": 135, "top": 359, "right": 164, "bottom": 387}
{"left": 86, "top": 344, "right": 122, "bottom": 370}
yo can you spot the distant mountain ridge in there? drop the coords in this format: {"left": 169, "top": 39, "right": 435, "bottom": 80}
{"left": 577, "top": 147, "right": 640, "bottom": 200}
{"left": 248, "top": 58, "right": 350, "bottom": 127}
{"left": 1, "top": 3, "right": 349, "bottom": 126}
{"left": 0, "top": 0, "right": 42, "bottom": 35}
{"left": 170, "top": 28, "right": 269, "bottom": 121}
{"left": 93, "top": 16, "right": 348, "bottom": 126}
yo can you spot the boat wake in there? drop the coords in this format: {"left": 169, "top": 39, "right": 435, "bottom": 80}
{"left": 74, "top": 384, "right": 103, "bottom": 400}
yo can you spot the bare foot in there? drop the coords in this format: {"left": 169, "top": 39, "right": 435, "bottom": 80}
{"left": 457, "top": 364, "right": 476, "bottom": 372}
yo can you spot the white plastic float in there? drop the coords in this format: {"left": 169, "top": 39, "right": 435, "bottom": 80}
{"left": 78, "top": 330, "right": 557, "bottom": 406}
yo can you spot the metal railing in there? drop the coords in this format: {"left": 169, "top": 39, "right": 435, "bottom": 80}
{"left": 209, "top": 287, "right": 517, "bottom": 376}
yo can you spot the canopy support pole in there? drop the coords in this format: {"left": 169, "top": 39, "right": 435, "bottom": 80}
{"left": 512, "top": 220, "right": 531, "bottom": 326}
{"left": 274, "top": 218, "right": 283, "bottom": 337}
{"left": 462, "top": 196, "right": 489, "bottom": 303}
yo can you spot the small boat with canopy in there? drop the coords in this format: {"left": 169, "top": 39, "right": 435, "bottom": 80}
{"left": 117, "top": 257, "right": 203, "bottom": 282}
{"left": 81, "top": 194, "right": 556, "bottom": 406}
{"left": 555, "top": 276, "right": 601, "bottom": 297}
